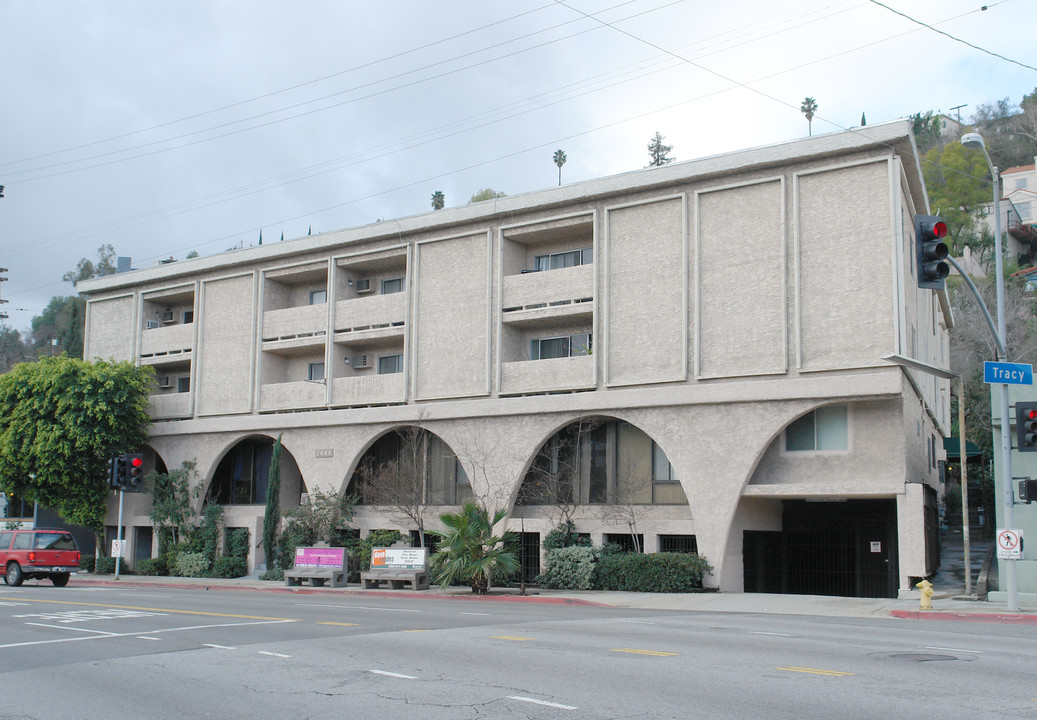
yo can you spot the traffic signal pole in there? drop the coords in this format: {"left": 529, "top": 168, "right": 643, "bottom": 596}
{"left": 115, "top": 489, "right": 124, "bottom": 580}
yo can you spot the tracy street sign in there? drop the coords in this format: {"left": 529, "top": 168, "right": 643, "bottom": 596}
{"left": 983, "top": 361, "right": 1034, "bottom": 385}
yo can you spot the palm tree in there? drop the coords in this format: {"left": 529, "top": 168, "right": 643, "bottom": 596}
{"left": 801, "top": 97, "right": 818, "bottom": 136}
{"left": 431, "top": 190, "right": 445, "bottom": 210}
{"left": 429, "top": 502, "right": 518, "bottom": 593}
{"left": 553, "top": 149, "right": 567, "bottom": 186}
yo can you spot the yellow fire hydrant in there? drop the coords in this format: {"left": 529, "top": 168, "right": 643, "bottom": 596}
{"left": 916, "top": 579, "right": 934, "bottom": 611}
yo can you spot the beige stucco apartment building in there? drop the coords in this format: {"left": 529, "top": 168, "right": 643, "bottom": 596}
{"left": 79, "top": 119, "right": 950, "bottom": 598}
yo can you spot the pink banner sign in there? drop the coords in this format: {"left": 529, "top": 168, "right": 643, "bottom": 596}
{"left": 294, "top": 546, "right": 345, "bottom": 568}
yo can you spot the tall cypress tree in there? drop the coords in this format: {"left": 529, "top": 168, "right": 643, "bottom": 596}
{"left": 263, "top": 434, "right": 283, "bottom": 570}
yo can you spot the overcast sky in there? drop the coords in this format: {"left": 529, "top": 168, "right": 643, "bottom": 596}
{"left": 1, "top": 0, "right": 1035, "bottom": 334}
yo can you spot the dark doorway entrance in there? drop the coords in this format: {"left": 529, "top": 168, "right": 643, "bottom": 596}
{"left": 743, "top": 499, "right": 899, "bottom": 598}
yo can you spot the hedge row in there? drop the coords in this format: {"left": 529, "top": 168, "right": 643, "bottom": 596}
{"left": 539, "top": 547, "right": 711, "bottom": 593}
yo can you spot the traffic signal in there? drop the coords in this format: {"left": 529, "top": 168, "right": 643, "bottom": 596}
{"left": 124, "top": 453, "right": 145, "bottom": 492}
{"left": 1018, "top": 402, "right": 1037, "bottom": 452}
{"left": 108, "top": 454, "right": 126, "bottom": 489}
{"left": 915, "top": 214, "right": 949, "bottom": 290}
{"left": 1019, "top": 479, "right": 1037, "bottom": 504}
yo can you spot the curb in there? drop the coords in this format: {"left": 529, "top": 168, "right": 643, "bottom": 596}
{"left": 68, "top": 577, "right": 608, "bottom": 606}
{"left": 890, "top": 610, "right": 1037, "bottom": 624}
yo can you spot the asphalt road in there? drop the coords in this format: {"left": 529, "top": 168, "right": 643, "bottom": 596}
{"left": 1, "top": 583, "right": 1035, "bottom": 719}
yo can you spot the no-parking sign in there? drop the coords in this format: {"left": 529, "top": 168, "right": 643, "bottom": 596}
{"left": 996, "top": 528, "right": 1024, "bottom": 560}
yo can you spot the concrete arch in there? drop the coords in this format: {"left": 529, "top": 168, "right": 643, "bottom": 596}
{"left": 204, "top": 433, "right": 304, "bottom": 509}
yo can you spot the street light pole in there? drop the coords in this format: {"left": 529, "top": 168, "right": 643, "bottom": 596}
{"left": 961, "top": 132, "right": 1018, "bottom": 612}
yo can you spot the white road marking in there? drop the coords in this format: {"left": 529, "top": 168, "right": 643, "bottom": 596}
{"left": 618, "top": 620, "right": 657, "bottom": 625}
{"left": 458, "top": 612, "right": 491, "bottom": 616}
{"left": 258, "top": 651, "right": 292, "bottom": 658}
{"left": 26, "top": 622, "right": 119, "bottom": 636}
{"left": 0, "top": 619, "right": 294, "bottom": 649}
{"left": 203, "top": 644, "right": 236, "bottom": 650}
{"left": 136, "top": 636, "right": 161, "bottom": 641}
{"left": 508, "top": 696, "right": 577, "bottom": 710}
{"left": 924, "top": 646, "right": 983, "bottom": 654}
{"left": 302, "top": 604, "right": 421, "bottom": 613}
{"left": 369, "top": 670, "right": 418, "bottom": 679}
{"left": 750, "top": 631, "right": 793, "bottom": 637}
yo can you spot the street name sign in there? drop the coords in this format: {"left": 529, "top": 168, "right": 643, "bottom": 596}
{"left": 984, "top": 361, "right": 1033, "bottom": 385}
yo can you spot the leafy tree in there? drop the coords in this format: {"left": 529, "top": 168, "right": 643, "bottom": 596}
{"left": 147, "top": 460, "right": 200, "bottom": 551}
{"left": 971, "top": 97, "right": 1033, "bottom": 170}
{"left": 469, "top": 188, "right": 507, "bottom": 203}
{"left": 282, "top": 488, "right": 356, "bottom": 546}
{"left": 800, "top": 97, "right": 818, "bottom": 136}
{"left": 186, "top": 250, "right": 200, "bottom": 259}
{"left": 62, "top": 244, "right": 117, "bottom": 287}
{"left": 31, "top": 296, "right": 85, "bottom": 360}
{"left": 0, "top": 325, "right": 30, "bottom": 374}
{"left": 0, "top": 356, "right": 152, "bottom": 530}
{"left": 431, "top": 190, "right": 446, "bottom": 210}
{"left": 646, "top": 133, "right": 674, "bottom": 167}
{"left": 910, "top": 111, "right": 945, "bottom": 154}
{"left": 922, "top": 141, "right": 994, "bottom": 260}
{"left": 263, "top": 434, "right": 283, "bottom": 569}
{"left": 429, "top": 502, "right": 518, "bottom": 593}
{"left": 553, "top": 149, "right": 567, "bottom": 185}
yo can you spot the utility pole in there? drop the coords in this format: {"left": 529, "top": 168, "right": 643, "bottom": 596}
{"left": 0, "top": 268, "right": 9, "bottom": 321}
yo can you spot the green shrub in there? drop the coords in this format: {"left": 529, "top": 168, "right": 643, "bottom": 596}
{"left": 225, "top": 527, "right": 249, "bottom": 560}
{"left": 94, "top": 556, "right": 117, "bottom": 574}
{"left": 539, "top": 546, "right": 598, "bottom": 590}
{"left": 543, "top": 521, "right": 591, "bottom": 551}
{"left": 275, "top": 521, "right": 314, "bottom": 571}
{"left": 211, "top": 556, "right": 247, "bottom": 578}
{"left": 593, "top": 552, "right": 711, "bottom": 592}
{"left": 80, "top": 555, "right": 96, "bottom": 573}
{"left": 136, "top": 557, "right": 167, "bottom": 576}
{"left": 346, "top": 529, "right": 402, "bottom": 579}
{"left": 259, "top": 568, "right": 284, "bottom": 581}
{"left": 174, "top": 551, "right": 211, "bottom": 577}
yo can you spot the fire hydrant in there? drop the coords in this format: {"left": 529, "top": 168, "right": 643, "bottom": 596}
{"left": 916, "top": 579, "right": 934, "bottom": 610}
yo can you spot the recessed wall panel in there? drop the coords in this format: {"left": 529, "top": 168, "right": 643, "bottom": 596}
{"left": 85, "top": 295, "right": 135, "bottom": 361}
{"left": 696, "top": 180, "right": 785, "bottom": 378}
{"left": 197, "top": 274, "right": 256, "bottom": 415}
{"left": 414, "top": 234, "right": 490, "bottom": 399}
{"left": 606, "top": 197, "right": 686, "bottom": 386}
{"left": 797, "top": 162, "right": 891, "bottom": 370}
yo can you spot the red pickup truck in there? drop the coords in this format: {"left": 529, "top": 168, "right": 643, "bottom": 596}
{"left": 0, "top": 528, "right": 81, "bottom": 587}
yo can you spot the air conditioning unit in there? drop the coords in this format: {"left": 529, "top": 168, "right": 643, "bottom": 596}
{"left": 352, "top": 355, "right": 370, "bottom": 369}
{"left": 156, "top": 376, "right": 171, "bottom": 388}
{"left": 355, "top": 278, "right": 372, "bottom": 293}
{"left": 160, "top": 310, "right": 175, "bottom": 323}
{"left": 145, "top": 320, "right": 160, "bottom": 330}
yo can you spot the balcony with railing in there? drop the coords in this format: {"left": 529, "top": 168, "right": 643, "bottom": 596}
{"left": 332, "top": 371, "right": 405, "bottom": 406}
{"left": 149, "top": 391, "right": 192, "bottom": 420}
{"left": 502, "top": 264, "right": 594, "bottom": 326}
{"left": 334, "top": 291, "right": 406, "bottom": 341}
{"left": 262, "top": 303, "right": 327, "bottom": 342}
{"left": 500, "top": 353, "right": 594, "bottom": 395}
{"left": 259, "top": 380, "right": 327, "bottom": 412}
{"left": 140, "top": 322, "right": 194, "bottom": 358}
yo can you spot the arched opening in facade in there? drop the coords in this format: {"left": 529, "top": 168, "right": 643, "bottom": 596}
{"left": 346, "top": 427, "right": 471, "bottom": 507}
{"left": 208, "top": 436, "right": 306, "bottom": 506}
{"left": 514, "top": 417, "right": 691, "bottom": 582}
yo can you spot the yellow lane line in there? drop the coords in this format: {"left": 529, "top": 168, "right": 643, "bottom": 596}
{"left": 777, "top": 666, "right": 855, "bottom": 677}
{"left": 611, "top": 648, "right": 678, "bottom": 657}
{"left": 492, "top": 636, "right": 535, "bottom": 641}
{"left": 3, "top": 597, "right": 298, "bottom": 622}
{"left": 317, "top": 622, "right": 359, "bottom": 627}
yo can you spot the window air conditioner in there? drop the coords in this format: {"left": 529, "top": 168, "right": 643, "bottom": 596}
{"left": 161, "top": 310, "right": 175, "bottom": 323}
{"left": 352, "top": 355, "right": 370, "bottom": 369}
{"left": 355, "top": 278, "right": 372, "bottom": 293}
{"left": 145, "top": 320, "right": 160, "bottom": 330}
{"left": 156, "top": 376, "right": 171, "bottom": 388}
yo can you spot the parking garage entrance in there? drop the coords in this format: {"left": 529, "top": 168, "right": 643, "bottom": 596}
{"left": 743, "top": 499, "right": 899, "bottom": 598}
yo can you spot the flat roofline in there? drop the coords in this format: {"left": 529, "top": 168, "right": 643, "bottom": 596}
{"left": 79, "top": 119, "right": 916, "bottom": 294}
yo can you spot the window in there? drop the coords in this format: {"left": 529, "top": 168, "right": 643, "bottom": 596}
{"left": 378, "top": 354, "right": 402, "bottom": 374}
{"left": 1017, "top": 201, "right": 1032, "bottom": 220}
{"left": 381, "top": 277, "right": 404, "bottom": 295}
{"left": 785, "top": 405, "right": 848, "bottom": 451}
{"left": 211, "top": 438, "right": 274, "bottom": 505}
{"left": 308, "top": 362, "right": 325, "bottom": 381}
{"left": 534, "top": 247, "right": 593, "bottom": 272}
{"left": 604, "top": 533, "right": 643, "bottom": 553}
{"left": 659, "top": 535, "right": 697, "bottom": 554}
{"left": 652, "top": 442, "right": 677, "bottom": 482}
{"left": 530, "top": 333, "right": 591, "bottom": 360}
{"left": 1, "top": 494, "right": 32, "bottom": 519}
{"left": 177, "top": 376, "right": 190, "bottom": 393}
{"left": 182, "top": 310, "right": 194, "bottom": 324}
{"left": 309, "top": 289, "right": 327, "bottom": 305}
{"left": 1016, "top": 178, "right": 1029, "bottom": 190}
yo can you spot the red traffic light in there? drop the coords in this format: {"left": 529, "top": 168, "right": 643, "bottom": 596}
{"left": 1025, "top": 408, "right": 1037, "bottom": 422}
{"left": 129, "top": 456, "right": 143, "bottom": 469}
{"left": 931, "top": 221, "right": 947, "bottom": 239}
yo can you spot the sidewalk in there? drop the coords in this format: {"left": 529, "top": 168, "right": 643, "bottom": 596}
{"left": 65, "top": 531, "right": 1037, "bottom": 625}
